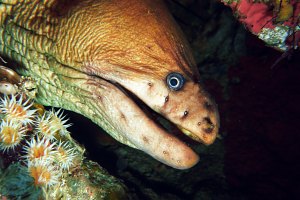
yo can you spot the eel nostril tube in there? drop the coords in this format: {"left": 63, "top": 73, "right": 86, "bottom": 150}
{"left": 202, "top": 117, "right": 215, "bottom": 134}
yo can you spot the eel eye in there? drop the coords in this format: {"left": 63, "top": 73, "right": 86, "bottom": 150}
{"left": 166, "top": 72, "right": 185, "bottom": 91}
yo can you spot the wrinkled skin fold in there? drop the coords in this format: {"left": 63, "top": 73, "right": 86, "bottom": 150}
{"left": 0, "top": 0, "right": 219, "bottom": 169}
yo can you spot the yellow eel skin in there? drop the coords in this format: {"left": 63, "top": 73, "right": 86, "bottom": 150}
{"left": 0, "top": 0, "right": 219, "bottom": 169}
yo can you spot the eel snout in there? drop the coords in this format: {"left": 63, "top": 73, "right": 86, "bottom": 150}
{"left": 84, "top": 71, "right": 219, "bottom": 169}
{"left": 160, "top": 81, "right": 220, "bottom": 145}
{"left": 101, "top": 74, "right": 220, "bottom": 146}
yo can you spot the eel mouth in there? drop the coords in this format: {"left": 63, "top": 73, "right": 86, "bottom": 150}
{"left": 90, "top": 77, "right": 216, "bottom": 170}
{"left": 119, "top": 83, "right": 198, "bottom": 144}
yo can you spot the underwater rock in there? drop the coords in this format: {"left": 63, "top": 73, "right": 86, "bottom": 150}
{"left": 46, "top": 160, "right": 127, "bottom": 200}
{"left": 0, "top": 159, "right": 127, "bottom": 199}
{"left": 0, "top": 90, "right": 127, "bottom": 199}
{"left": 221, "top": 0, "right": 300, "bottom": 51}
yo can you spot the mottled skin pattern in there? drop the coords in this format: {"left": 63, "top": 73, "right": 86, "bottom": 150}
{"left": 0, "top": 0, "right": 219, "bottom": 169}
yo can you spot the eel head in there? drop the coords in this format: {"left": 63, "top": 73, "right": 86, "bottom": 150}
{"left": 38, "top": 0, "right": 220, "bottom": 169}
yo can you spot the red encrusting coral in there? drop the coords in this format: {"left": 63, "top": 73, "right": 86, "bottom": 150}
{"left": 222, "top": 0, "right": 300, "bottom": 34}
{"left": 237, "top": 0, "right": 274, "bottom": 33}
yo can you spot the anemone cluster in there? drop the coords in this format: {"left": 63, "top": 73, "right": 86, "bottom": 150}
{"left": 0, "top": 93, "right": 79, "bottom": 189}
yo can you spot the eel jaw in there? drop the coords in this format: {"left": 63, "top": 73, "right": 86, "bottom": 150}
{"left": 86, "top": 77, "right": 199, "bottom": 169}
{"left": 100, "top": 75, "right": 220, "bottom": 147}
{"left": 80, "top": 62, "right": 219, "bottom": 169}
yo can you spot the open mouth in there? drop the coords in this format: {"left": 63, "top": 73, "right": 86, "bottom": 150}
{"left": 117, "top": 82, "right": 199, "bottom": 145}
{"left": 98, "top": 79, "right": 201, "bottom": 169}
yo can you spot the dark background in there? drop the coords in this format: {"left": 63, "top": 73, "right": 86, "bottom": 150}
{"left": 67, "top": 0, "right": 300, "bottom": 199}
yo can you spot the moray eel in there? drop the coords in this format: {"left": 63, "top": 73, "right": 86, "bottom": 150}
{"left": 0, "top": 0, "right": 219, "bottom": 169}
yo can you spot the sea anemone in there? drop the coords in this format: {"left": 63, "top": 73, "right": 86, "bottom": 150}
{"left": 48, "top": 109, "right": 72, "bottom": 136}
{"left": 35, "top": 113, "right": 59, "bottom": 141}
{"left": 0, "top": 92, "right": 81, "bottom": 193}
{"left": 0, "top": 94, "right": 36, "bottom": 125}
{"left": 54, "top": 141, "right": 77, "bottom": 170}
{"left": 0, "top": 120, "right": 27, "bottom": 152}
{"left": 23, "top": 137, "right": 56, "bottom": 162}
{"left": 28, "top": 159, "right": 61, "bottom": 187}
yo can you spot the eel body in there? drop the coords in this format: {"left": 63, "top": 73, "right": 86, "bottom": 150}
{"left": 0, "top": 0, "right": 219, "bottom": 169}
